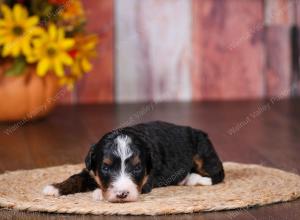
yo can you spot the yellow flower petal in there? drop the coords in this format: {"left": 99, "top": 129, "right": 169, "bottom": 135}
{"left": 61, "top": 39, "right": 75, "bottom": 50}
{"left": 22, "top": 39, "right": 32, "bottom": 55}
{"left": 0, "top": 20, "right": 6, "bottom": 27}
{"left": 81, "top": 58, "right": 92, "bottom": 72}
{"left": 37, "top": 58, "right": 50, "bottom": 76}
{"left": 60, "top": 53, "right": 73, "bottom": 65}
{"left": 54, "top": 60, "right": 64, "bottom": 77}
{"left": 0, "top": 36, "right": 8, "bottom": 45}
{"left": 13, "top": 4, "right": 28, "bottom": 22}
{"left": 2, "top": 44, "right": 12, "bottom": 57}
{"left": 48, "top": 24, "right": 57, "bottom": 41}
{"left": 26, "top": 53, "right": 37, "bottom": 63}
{"left": 59, "top": 77, "right": 75, "bottom": 90}
{"left": 26, "top": 16, "right": 39, "bottom": 27}
{"left": 32, "top": 38, "right": 44, "bottom": 47}
{"left": 71, "top": 62, "right": 81, "bottom": 76}
{"left": 34, "top": 27, "right": 46, "bottom": 36}
{"left": 11, "top": 41, "right": 22, "bottom": 57}
{"left": 1, "top": 5, "right": 13, "bottom": 21}
{"left": 57, "top": 28, "right": 65, "bottom": 41}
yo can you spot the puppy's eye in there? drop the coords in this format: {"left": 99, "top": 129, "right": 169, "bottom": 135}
{"left": 102, "top": 164, "right": 110, "bottom": 173}
{"left": 133, "top": 164, "right": 142, "bottom": 173}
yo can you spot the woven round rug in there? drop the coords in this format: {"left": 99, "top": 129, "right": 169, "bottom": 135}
{"left": 0, "top": 162, "right": 299, "bottom": 216}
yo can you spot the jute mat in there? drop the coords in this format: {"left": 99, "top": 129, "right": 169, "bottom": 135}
{"left": 0, "top": 162, "right": 299, "bottom": 216}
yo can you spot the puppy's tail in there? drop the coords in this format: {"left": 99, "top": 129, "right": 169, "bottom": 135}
{"left": 43, "top": 169, "right": 98, "bottom": 196}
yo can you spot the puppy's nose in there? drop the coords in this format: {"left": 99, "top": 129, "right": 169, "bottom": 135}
{"left": 116, "top": 191, "right": 129, "bottom": 199}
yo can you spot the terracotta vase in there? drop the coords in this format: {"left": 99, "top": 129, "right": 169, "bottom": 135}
{"left": 0, "top": 60, "right": 60, "bottom": 122}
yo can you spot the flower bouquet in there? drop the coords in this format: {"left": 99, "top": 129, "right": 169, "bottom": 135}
{"left": 0, "top": 0, "right": 98, "bottom": 121}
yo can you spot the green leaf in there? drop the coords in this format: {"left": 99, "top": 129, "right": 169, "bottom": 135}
{"left": 4, "top": 57, "right": 27, "bottom": 76}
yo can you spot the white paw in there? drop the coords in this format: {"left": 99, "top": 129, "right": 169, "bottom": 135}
{"left": 197, "top": 176, "right": 213, "bottom": 186}
{"left": 42, "top": 185, "right": 60, "bottom": 197}
{"left": 185, "top": 173, "right": 212, "bottom": 186}
{"left": 92, "top": 188, "right": 103, "bottom": 201}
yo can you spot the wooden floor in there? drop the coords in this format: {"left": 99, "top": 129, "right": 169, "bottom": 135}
{"left": 0, "top": 100, "right": 299, "bottom": 220}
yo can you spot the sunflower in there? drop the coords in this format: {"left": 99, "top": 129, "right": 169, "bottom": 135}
{"left": 29, "top": 24, "right": 75, "bottom": 77}
{"left": 0, "top": 4, "right": 42, "bottom": 57}
{"left": 58, "top": 35, "right": 97, "bottom": 90}
{"left": 70, "top": 34, "right": 98, "bottom": 76}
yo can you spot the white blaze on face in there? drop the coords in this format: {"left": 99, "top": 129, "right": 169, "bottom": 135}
{"left": 108, "top": 135, "right": 139, "bottom": 202}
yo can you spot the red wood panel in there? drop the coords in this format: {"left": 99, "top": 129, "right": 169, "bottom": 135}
{"left": 265, "top": 27, "right": 291, "bottom": 97}
{"left": 191, "top": 1, "right": 202, "bottom": 100}
{"left": 295, "top": 2, "right": 300, "bottom": 96}
{"left": 297, "top": 1, "right": 300, "bottom": 25}
{"left": 58, "top": 89, "right": 74, "bottom": 104}
{"left": 76, "top": 0, "right": 114, "bottom": 103}
{"left": 192, "top": 0, "right": 265, "bottom": 100}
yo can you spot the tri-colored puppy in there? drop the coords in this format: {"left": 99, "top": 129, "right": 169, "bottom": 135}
{"left": 43, "top": 121, "right": 224, "bottom": 202}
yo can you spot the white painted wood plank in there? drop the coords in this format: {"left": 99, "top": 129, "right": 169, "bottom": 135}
{"left": 115, "top": 0, "right": 192, "bottom": 102}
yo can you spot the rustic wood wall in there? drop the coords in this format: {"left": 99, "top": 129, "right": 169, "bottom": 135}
{"left": 192, "top": 0, "right": 265, "bottom": 100}
{"left": 60, "top": 0, "right": 300, "bottom": 104}
{"left": 60, "top": 0, "right": 114, "bottom": 104}
{"left": 265, "top": 0, "right": 294, "bottom": 97}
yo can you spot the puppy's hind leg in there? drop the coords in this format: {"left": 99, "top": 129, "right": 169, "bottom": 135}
{"left": 193, "top": 132, "right": 225, "bottom": 185}
{"left": 43, "top": 169, "right": 98, "bottom": 196}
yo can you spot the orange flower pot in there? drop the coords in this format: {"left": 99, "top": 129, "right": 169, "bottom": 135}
{"left": 0, "top": 61, "right": 60, "bottom": 122}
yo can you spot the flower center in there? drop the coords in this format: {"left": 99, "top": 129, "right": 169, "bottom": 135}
{"left": 47, "top": 47, "right": 57, "bottom": 57}
{"left": 12, "top": 26, "right": 24, "bottom": 36}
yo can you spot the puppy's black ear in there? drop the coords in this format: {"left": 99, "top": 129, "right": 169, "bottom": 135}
{"left": 145, "top": 147, "right": 152, "bottom": 174}
{"left": 85, "top": 144, "right": 97, "bottom": 171}
{"left": 134, "top": 135, "right": 153, "bottom": 174}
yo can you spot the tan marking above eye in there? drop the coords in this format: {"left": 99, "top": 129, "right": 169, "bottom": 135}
{"left": 103, "top": 158, "right": 112, "bottom": 165}
{"left": 131, "top": 155, "right": 141, "bottom": 166}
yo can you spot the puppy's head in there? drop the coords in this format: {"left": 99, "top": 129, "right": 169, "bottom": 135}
{"left": 86, "top": 133, "right": 151, "bottom": 202}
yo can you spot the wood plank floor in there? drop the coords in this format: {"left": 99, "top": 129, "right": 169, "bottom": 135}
{"left": 0, "top": 100, "right": 299, "bottom": 219}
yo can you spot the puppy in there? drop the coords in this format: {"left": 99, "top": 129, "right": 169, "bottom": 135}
{"left": 43, "top": 121, "right": 224, "bottom": 202}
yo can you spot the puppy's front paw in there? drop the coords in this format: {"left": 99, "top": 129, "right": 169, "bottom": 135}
{"left": 42, "top": 185, "right": 60, "bottom": 197}
{"left": 92, "top": 188, "right": 103, "bottom": 201}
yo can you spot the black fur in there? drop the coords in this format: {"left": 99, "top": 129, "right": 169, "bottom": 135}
{"left": 48, "top": 121, "right": 224, "bottom": 199}
{"left": 118, "top": 121, "right": 224, "bottom": 191}
{"left": 53, "top": 169, "right": 97, "bottom": 195}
